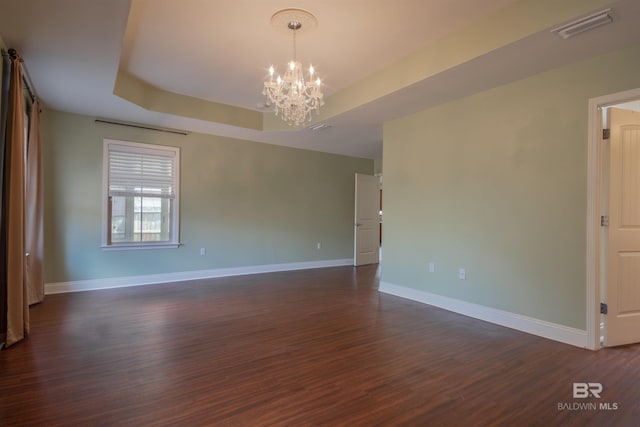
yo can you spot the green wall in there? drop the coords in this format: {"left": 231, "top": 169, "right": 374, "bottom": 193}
{"left": 42, "top": 110, "right": 372, "bottom": 283}
{"left": 382, "top": 45, "right": 640, "bottom": 330}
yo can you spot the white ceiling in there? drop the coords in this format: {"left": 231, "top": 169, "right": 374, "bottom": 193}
{"left": 1, "top": 0, "right": 639, "bottom": 159}
{"left": 122, "top": 0, "right": 516, "bottom": 108}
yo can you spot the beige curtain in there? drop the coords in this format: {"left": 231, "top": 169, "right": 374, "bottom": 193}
{"left": 26, "top": 99, "right": 43, "bottom": 306}
{"left": 3, "top": 54, "right": 27, "bottom": 347}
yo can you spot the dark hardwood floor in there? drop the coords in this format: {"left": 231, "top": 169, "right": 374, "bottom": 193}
{"left": 1, "top": 265, "right": 639, "bottom": 426}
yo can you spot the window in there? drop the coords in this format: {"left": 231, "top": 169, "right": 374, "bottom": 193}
{"left": 102, "top": 139, "right": 180, "bottom": 249}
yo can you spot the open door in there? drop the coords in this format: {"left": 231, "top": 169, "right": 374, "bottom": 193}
{"left": 354, "top": 173, "right": 380, "bottom": 266}
{"left": 604, "top": 107, "right": 640, "bottom": 346}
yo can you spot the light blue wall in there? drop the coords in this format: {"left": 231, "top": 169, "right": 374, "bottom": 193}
{"left": 42, "top": 110, "right": 373, "bottom": 283}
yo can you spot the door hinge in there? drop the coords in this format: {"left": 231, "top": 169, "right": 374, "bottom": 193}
{"left": 603, "top": 128, "right": 610, "bottom": 140}
{"left": 600, "top": 303, "right": 608, "bottom": 314}
{"left": 601, "top": 215, "right": 609, "bottom": 227}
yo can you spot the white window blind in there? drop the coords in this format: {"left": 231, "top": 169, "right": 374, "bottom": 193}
{"left": 108, "top": 146, "right": 176, "bottom": 199}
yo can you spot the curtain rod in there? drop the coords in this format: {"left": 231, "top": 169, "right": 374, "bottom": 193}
{"left": 2, "top": 48, "right": 38, "bottom": 101}
{"left": 95, "top": 119, "right": 190, "bottom": 136}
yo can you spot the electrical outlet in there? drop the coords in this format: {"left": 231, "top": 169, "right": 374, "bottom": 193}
{"left": 428, "top": 262, "right": 435, "bottom": 273}
{"left": 200, "top": 247, "right": 206, "bottom": 256}
{"left": 316, "top": 242, "right": 321, "bottom": 250}
{"left": 459, "top": 268, "right": 466, "bottom": 280}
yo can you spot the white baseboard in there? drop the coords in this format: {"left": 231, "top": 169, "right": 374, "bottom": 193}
{"left": 379, "top": 281, "right": 588, "bottom": 348}
{"left": 45, "top": 258, "right": 354, "bottom": 295}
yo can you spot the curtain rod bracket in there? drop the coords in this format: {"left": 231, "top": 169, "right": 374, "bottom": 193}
{"left": 6, "top": 48, "right": 37, "bottom": 100}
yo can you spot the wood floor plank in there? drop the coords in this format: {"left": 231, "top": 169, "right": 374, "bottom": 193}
{"left": 1, "top": 265, "right": 639, "bottom": 426}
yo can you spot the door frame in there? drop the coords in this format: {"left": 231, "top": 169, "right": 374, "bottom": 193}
{"left": 586, "top": 87, "right": 640, "bottom": 350}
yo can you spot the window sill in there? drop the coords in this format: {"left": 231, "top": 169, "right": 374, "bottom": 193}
{"left": 101, "top": 242, "right": 182, "bottom": 251}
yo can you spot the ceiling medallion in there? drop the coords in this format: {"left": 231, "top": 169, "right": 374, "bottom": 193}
{"left": 263, "top": 8, "right": 324, "bottom": 126}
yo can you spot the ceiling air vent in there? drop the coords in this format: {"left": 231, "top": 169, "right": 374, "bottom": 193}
{"left": 551, "top": 9, "right": 613, "bottom": 39}
{"left": 308, "top": 123, "right": 332, "bottom": 131}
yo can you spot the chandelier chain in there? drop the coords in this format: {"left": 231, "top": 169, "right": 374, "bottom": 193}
{"left": 292, "top": 29, "right": 297, "bottom": 61}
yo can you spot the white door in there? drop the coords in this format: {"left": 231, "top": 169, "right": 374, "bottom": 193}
{"left": 605, "top": 107, "right": 640, "bottom": 346}
{"left": 354, "top": 173, "right": 380, "bottom": 266}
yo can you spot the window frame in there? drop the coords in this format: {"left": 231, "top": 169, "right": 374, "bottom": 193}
{"left": 101, "top": 138, "right": 181, "bottom": 250}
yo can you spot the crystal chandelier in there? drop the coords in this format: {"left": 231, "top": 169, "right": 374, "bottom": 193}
{"left": 263, "top": 9, "right": 324, "bottom": 126}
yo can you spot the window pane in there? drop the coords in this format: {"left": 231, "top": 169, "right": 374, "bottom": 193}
{"left": 110, "top": 196, "right": 127, "bottom": 243}
{"left": 110, "top": 195, "right": 171, "bottom": 243}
